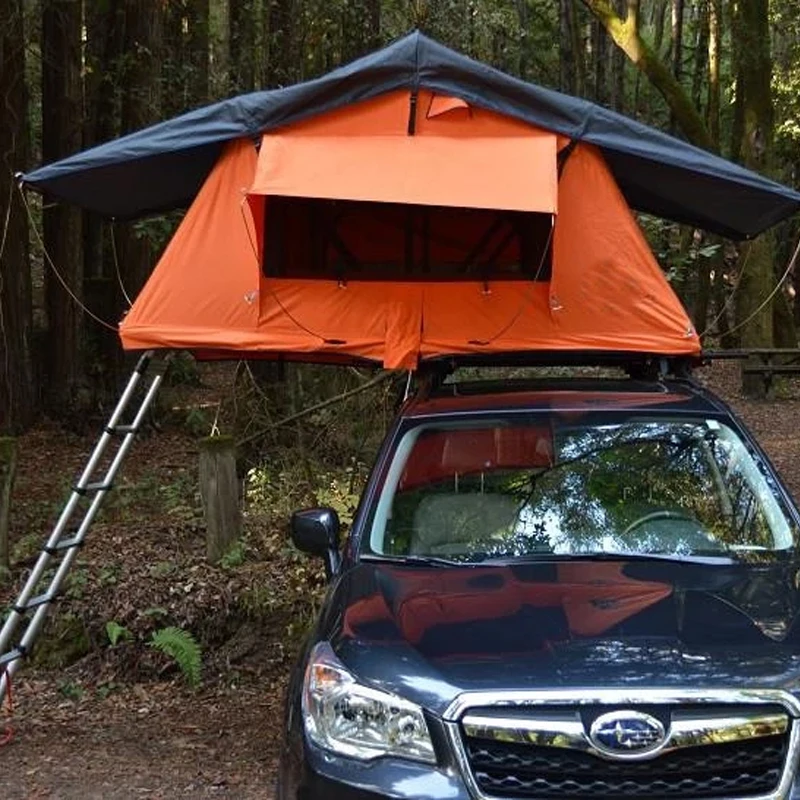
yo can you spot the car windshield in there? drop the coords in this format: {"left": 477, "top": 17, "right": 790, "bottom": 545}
{"left": 366, "top": 415, "right": 797, "bottom": 562}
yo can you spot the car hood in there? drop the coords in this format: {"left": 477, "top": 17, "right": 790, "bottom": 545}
{"left": 322, "top": 559, "right": 800, "bottom": 716}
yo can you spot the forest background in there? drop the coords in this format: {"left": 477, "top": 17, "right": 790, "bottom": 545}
{"left": 0, "top": 6, "right": 799, "bottom": 789}
{"left": 1, "top": 0, "right": 800, "bottom": 432}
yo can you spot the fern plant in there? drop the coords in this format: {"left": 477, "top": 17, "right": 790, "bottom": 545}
{"left": 149, "top": 627, "right": 202, "bottom": 688}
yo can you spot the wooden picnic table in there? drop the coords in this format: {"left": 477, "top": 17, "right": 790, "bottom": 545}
{"left": 738, "top": 348, "right": 800, "bottom": 396}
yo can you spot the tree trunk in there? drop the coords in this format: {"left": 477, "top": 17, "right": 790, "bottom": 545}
{"left": 199, "top": 436, "right": 241, "bottom": 563}
{"left": 610, "top": 0, "right": 627, "bottom": 112}
{"left": 560, "top": 0, "right": 576, "bottom": 92}
{"left": 83, "top": 0, "right": 126, "bottom": 399}
{"left": 230, "top": 0, "right": 257, "bottom": 92}
{"left": 0, "top": 437, "right": 17, "bottom": 582}
{"left": 265, "top": 0, "right": 295, "bottom": 88}
{"left": 367, "top": 0, "right": 381, "bottom": 48}
{"left": 580, "top": 0, "right": 716, "bottom": 151}
{"left": 117, "top": 1, "right": 163, "bottom": 300}
{"left": 652, "top": 0, "right": 668, "bottom": 58}
{"left": 706, "top": 0, "right": 720, "bottom": 146}
{"left": 561, "top": 0, "right": 585, "bottom": 95}
{"left": 731, "top": 0, "right": 779, "bottom": 395}
{"left": 591, "top": 16, "right": 608, "bottom": 103}
{"left": 693, "top": 241, "right": 716, "bottom": 340}
{"left": 668, "top": 0, "right": 685, "bottom": 131}
{"left": 187, "top": 0, "right": 210, "bottom": 104}
{"left": 42, "top": 0, "right": 85, "bottom": 416}
{"left": 0, "top": 0, "right": 35, "bottom": 434}
{"left": 691, "top": 0, "right": 709, "bottom": 114}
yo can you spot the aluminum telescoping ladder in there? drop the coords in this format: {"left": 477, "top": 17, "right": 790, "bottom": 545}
{"left": 0, "top": 352, "right": 166, "bottom": 700}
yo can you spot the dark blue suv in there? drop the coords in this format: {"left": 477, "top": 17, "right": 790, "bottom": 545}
{"left": 277, "top": 374, "right": 800, "bottom": 799}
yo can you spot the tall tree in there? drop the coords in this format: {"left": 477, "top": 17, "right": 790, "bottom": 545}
{"left": 42, "top": 0, "right": 85, "bottom": 413}
{"left": 580, "top": 0, "right": 715, "bottom": 150}
{"left": 117, "top": 1, "right": 163, "bottom": 300}
{"left": 83, "top": 1, "right": 127, "bottom": 391}
{"left": 0, "top": 0, "right": 34, "bottom": 433}
{"left": 732, "top": 0, "right": 784, "bottom": 387}
{"left": 187, "top": 0, "right": 211, "bottom": 103}
{"left": 230, "top": 0, "right": 257, "bottom": 92}
{"left": 691, "top": 0, "right": 709, "bottom": 113}
{"left": 266, "top": 0, "right": 296, "bottom": 87}
{"left": 560, "top": 0, "right": 583, "bottom": 94}
{"left": 669, "top": 0, "right": 685, "bottom": 131}
{"left": 706, "top": 0, "right": 721, "bottom": 145}
{"left": 591, "top": 15, "right": 609, "bottom": 103}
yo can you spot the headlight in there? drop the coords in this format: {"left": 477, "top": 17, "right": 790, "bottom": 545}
{"left": 302, "top": 642, "right": 436, "bottom": 764}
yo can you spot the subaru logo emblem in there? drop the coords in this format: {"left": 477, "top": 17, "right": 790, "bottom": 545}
{"left": 589, "top": 710, "right": 666, "bottom": 758}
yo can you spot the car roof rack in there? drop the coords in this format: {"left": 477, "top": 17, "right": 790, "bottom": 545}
{"left": 413, "top": 351, "right": 704, "bottom": 396}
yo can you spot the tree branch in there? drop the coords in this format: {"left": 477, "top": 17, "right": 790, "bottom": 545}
{"left": 237, "top": 371, "right": 394, "bottom": 448}
{"left": 580, "top": 0, "right": 716, "bottom": 152}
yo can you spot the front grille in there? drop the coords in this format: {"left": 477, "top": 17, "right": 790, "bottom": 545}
{"left": 463, "top": 733, "right": 788, "bottom": 798}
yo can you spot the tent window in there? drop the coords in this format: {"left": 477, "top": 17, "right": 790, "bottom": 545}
{"left": 263, "top": 196, "right": 553, "bottom": 281}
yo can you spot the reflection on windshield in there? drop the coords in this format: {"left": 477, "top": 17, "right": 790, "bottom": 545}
{"left": 368, "top": 417, "right": 796, "bottom": 561}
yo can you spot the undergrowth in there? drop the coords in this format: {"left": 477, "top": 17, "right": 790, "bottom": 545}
{"left": 3, "top": 361, "right": 400, "bottom": 691}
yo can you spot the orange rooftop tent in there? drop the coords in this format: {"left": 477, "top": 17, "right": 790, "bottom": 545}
{"left": 21, "top": 32, "right": 800, "bottom": 369}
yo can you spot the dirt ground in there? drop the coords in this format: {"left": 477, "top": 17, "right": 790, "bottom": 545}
{"left": 3, "top": 360, "right": 800, "bottom": 799}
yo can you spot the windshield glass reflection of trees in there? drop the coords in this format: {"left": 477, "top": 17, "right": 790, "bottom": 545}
{"left": 374, "top": 418, "right": 796, "bottom": 561}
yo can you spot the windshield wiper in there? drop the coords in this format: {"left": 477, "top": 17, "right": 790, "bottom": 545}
{"left": 478, "top": 551, "right": 736, "bottom": 566}
{"left": 360, "top": 553, "right": 466, "bottom": 568}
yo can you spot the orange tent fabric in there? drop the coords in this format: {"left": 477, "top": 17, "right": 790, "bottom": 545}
{"left": 251, "top": 134, "right": 558, "bottom": 212}
{"left": 121, "top": 138, "right": 262, "bottom": 351}
{"left": 119, "top": 89, "right": 700, "bottom": 368}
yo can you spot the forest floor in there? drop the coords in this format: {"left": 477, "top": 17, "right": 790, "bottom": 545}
{"left": 2, "top": 360, "right": 800, "bottom": 799}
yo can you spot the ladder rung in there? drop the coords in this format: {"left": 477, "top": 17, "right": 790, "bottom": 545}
{"left": 75, "top": 482, "right": 113, "bottom": 495}
{"left": 14, "top": 593, "right": 56, "bottom": 614}
{"left": 106, "top": 424, "right": 138, "bottom": 435}
{"left": 0, "top": 351, "right": 163, "bottom": 690}
{"left": 0, "top": 647, "right": 26, "bottom": 667}
{"left": 43, "top": 537, "right": 83, "bottom": 555}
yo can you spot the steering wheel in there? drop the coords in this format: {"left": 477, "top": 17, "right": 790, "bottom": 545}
{"left": 622, "top": 509, "right": 696, "bottom": 535}
{"left": 622, "top": 509, "right": 720, "bottom": 550}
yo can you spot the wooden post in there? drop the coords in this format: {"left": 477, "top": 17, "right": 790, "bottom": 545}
{"left": 0, "top": 437, "right": 17, "bottom": 583}
{"left": 198, "top": 436, "right": 241, "bottom": 563}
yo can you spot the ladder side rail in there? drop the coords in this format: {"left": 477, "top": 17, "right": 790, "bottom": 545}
{"left": 0, "top": 352, "right": 160, "bottom": 696}
{"left": 0, "top": 353, "right": 155, "bottom": 659}
{"left": 49, "top": 367, "right": 165, "bottom": 553}
{"left": 73, "top": 352, "right": 154, "bottom": 491}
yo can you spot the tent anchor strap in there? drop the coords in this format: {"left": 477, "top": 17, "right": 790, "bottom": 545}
{"left": 407, "top": 89, "right": 418, "bottom": 135}
{"left": 0, "top": 351, "right": 168, "bottom": 699}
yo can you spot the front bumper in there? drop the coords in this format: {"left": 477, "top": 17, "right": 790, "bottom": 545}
{"left": 281, "top": 687, "right": 800, "bottom": 800}
{"left": 286, "top": 736, "right": 471, "bottom": 799}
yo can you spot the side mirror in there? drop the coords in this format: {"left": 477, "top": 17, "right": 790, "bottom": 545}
{"left": 290, "top": 507, "right": 341, "bottom": 578}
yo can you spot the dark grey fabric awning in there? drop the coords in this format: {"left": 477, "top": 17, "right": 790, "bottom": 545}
{"left": 21, "top": 31, "right": 800, "bottom": 239}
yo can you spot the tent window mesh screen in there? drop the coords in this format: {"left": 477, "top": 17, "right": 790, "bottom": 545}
{"left": 262, "top": 197, "right": 553, "bottom": 281}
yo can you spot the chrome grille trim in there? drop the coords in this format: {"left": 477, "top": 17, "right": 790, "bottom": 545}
{"left": 462, "top": 710, "right": 789, "bottom": 763}
{"left": 463, "top": 714, "right": 585, "bottom": 750}
{"left": 444, "top": 688, "right": 800, "bottom": 800}
{"left": 444, "top": 687, "right": 800, "bottom": 722}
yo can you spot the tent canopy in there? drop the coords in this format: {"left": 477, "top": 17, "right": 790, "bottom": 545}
{"left": 118, "top": 90, "right": 700, "bottom": 368}
{"left": 21, "top": 31, "right": 800, "bottom": 240}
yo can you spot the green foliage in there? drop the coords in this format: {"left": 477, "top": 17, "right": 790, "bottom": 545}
{"left": 58, "top": 680, "right": 84, "bottom": 702}
{"left": 131, "top": 212, "right": 183, "bottom": 254}
{"left": 149, "top": 561, "right": 178, "bottom": 579}
{"left": 98, "top": 565, "right": 119, "bottom": 586}
{"left": 65, "top": 567, "right": 89, "bottom": 600}
{"left": 162, "top": 351, "right": 201, "bottom": 387}
{"left": 314, "top": 469, "right": 364, "bottom": 528}
{"left": 105, "top": 620, "right": 132, "bottom": 646}
{"left": 142, "top": 606, "right": 169, "bottom": 618}
{"left": 219, "top": 540, "right": 246, "bottom": 569}
{"left": 149, "top": 626, "right": 203, "bottom": 688}
{"left": 97, "top": 680, "right": 120, "bottom": 699}
{"left": 34, "top": 613, "right": 90, "bottom": 669}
